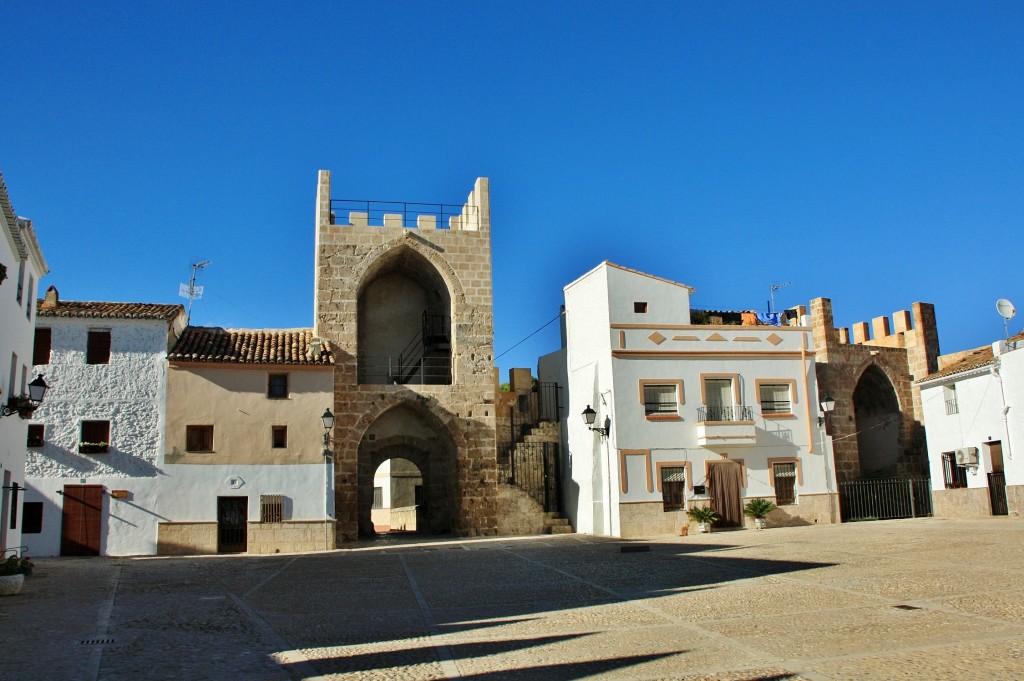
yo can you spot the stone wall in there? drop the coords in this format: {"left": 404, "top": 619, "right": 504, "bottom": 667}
{"left": 313, "top": 171, "right": 498, "bottom": 542}
{"left": 157, "top": 522, "right": 217, "bottom": 555}
{"left": 248, "top": 521, "right": 335, "bottom": 554}
{"left": 810, "top": 298, "right": 938, "bottom": 482}
{"left": 619, "top": 502, "right": 687, "bottom": 538}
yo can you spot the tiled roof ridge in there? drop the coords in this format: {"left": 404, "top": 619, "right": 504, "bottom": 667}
{"left": 919, "top": 329, "right": 1024, "bottom": 382}
{"left": 36, "top": 299, "right": 185, "bottom": 320}
{"left": 168, "top": 326, "right": 335, "bottom": 366}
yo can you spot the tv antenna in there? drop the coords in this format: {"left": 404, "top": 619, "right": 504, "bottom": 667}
{"left": 769, "top": 281, "right": 791, "bottom": 314}
{"left": 179, "top": 260, "right": 211, "bottom": 322}
{"left": 996, "top": 298, "right": 1016, "bottom": 340}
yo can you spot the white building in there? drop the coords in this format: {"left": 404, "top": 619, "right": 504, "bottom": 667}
{"left": 917, "top": 331, "right": 1023, "bottom": 518}
{"left": 23, "top": 290, "right": 186, "bottom": 556}
{"left": 539, "top": 262, "right": 837, "bottom": 538}
{"left": 0, "top": 172, "right": 48, "bottom": 558}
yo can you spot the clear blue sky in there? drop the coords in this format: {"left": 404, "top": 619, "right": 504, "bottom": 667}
{"left": 3, "top": 2, "right": 1021, "bottom": 380}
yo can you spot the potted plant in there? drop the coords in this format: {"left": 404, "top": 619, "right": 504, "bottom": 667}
{"left": 0, "top": 555, "right": 34, "bottom": 596}
{"left": 744, "top": 498, "right": 776, "bottom": 529}
{"left": 686, "top": 505, "right": 720, "bottom": 533}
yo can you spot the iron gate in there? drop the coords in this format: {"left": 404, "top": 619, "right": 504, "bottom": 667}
{"left": 500, "top": 442, "right": 560, "bottom": 513}
{"left": 988, "top": 471, "right": 1009, "bottom": 515}
{"left": 839, "top": 477, "right": 932, "bottom": 521}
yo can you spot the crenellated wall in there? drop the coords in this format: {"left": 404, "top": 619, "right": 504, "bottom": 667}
{"left": 810, "top": 298, "right": 939, "bottom": 482}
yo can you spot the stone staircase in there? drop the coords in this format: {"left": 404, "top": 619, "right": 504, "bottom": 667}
{"left": 543, "top": 512, "right": 573, "bottom": 535}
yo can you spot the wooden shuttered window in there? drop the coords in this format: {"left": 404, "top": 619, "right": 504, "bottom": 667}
{"left": 186, "top": 425, "right": 214, "bottom": 452}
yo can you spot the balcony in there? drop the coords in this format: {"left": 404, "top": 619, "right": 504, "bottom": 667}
{"left": 696, "top": 405, "right": 756, "bottom": 448}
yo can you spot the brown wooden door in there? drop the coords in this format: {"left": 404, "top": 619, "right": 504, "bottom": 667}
{"left": 61, "top": 485, "right": 103, "bottom": 556}
{"left": 708, "top": 462, "right": 743, "bottom": 527}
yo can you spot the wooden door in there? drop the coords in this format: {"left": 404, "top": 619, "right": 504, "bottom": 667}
{"left": 61, "top": 485, "right": 103, "bottom": 556}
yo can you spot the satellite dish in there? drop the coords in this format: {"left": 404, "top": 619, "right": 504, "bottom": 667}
{"left": 996, "top": 298, "right": 1016, "bottom": 320}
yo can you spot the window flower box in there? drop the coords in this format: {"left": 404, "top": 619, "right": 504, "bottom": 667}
{"left": 78, "top": 441, "right": 109, "bottom": 454}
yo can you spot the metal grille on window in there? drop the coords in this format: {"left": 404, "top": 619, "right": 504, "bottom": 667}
{"left": 661, "top": 466, "right": 686, "bottom": 511}
{"left": 759, "top": 383, "right": 791, "bottom": 414}
{"left": 773, "top": 462, "right": 797, "bottom": 505}
{"left": 644, "top": 384, "right": 677, "bottom": 415}
{"left": 942, "top": 452, "right": 967, "bottom": 489}
{"left": 260, "top": 494, "right": 284, "bottom": 523}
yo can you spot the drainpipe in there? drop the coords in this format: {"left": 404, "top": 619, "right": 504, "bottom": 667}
{"left": 992, "top": 362, "right": 1013, "bottom": 461}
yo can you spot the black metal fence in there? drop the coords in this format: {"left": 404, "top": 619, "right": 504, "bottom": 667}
{"left": 499, "top": 442, "right": 560, "bottom": 513}
{"left": 839, "top": 478, "right": 933, "bottom": 521}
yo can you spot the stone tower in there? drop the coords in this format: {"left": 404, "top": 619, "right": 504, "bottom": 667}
{"left": 313, "top": 171, "right": 498, "bottom": 542}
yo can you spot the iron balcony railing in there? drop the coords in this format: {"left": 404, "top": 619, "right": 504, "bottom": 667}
{"left": 358, "top": 356, "right": 452, "bottom": 385}
{"left": 945, "top": 398, "right": 959, "bottom": 415}
{"left": 697, "top": 405, "right": 753, "bottom": 422}
{"left": 330, "top": 199, "right": 478, "bottom": 229}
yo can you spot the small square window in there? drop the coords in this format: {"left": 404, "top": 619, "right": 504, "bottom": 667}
{"left": 759, "top": 383, "right": 792, "bottom": 415}
{"left": 87, "top": 329, "right": 111, "bottom": 364}
{"left": 634, "top": 302, "right": 648, "bottom": 313}
{"left": 260, "top": 494, "right": 284, "bottom": 523}
{"left": 186, "top": 425, "right": 214, "bottom": 452}
{"left": 268, "top": 373, "right": 288, "bottom": 399}
{"left": 271, "top": 426, "right": 287, "bottom": 449}
{"left": 79, "top": 420, "right": 110, "bottom": 453}
{"left": 644, "top": 384, "right": 678, "bottom": 416}
{"left": 27, "top": 424, "right": 44, "bottom": 448}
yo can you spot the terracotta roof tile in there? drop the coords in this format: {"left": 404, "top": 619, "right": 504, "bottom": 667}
{"left": 36, "top": 299, "right": 185, "bottom": 321}
{"left": 168, "top": 327, "right": 335, "bottom": 366}
{"left": 920, "top": 330, "right": 1024, "bottom": 382}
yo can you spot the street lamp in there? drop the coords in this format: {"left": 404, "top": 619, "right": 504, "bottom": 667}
{"left": 582, "top": 405, "right": 609, "bottom": 437}
{"left": 1, "top": 374, "right": 49, "bottom": 419}
{"left": 321, "top": 408, "right": 334, "bottom": 458}
{"left": 818, "top": 393, "right": 835, "bottom": 426}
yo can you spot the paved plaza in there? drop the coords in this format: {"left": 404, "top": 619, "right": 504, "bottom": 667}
{"left": 2, "top": 518, "right": 1024, "bottom": 680}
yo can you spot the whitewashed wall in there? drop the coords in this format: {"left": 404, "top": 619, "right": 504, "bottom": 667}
{"left": 0, "top": 208, "right": 47, "bottom": 555}
{"left": 23, "top": 317, "right": 171, "bottom": 556}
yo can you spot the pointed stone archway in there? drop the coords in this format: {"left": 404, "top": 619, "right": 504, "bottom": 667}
{"left": 357, "top": 402, "right": 457, "bottom": 537}
{"left": 852, "top": 364, "right": 902, "bottom": 477}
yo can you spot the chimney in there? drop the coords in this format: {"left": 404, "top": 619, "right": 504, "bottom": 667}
{"left": 41, "top": 285, "right": 59, "bottom": 309}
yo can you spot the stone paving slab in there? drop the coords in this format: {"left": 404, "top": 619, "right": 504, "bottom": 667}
{"left": 2, "top": 518, "right": 1024, "bottom": 680}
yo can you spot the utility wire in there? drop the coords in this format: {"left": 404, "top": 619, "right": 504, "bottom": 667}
{"left": 495, "top": 311, "right": 564, "bottom": 361}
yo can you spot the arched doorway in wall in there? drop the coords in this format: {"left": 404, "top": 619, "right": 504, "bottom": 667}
{"left": 357, "top": 247, "right": 453, "bottom": 385}
{"left": 370, "top": 457, "right": 424, "bottom": 534}
{"left": 853, "top": 364, "right": 902, "bottom": 478}
{"left": 357, "top": 403, "right": 457, "bottom": 538}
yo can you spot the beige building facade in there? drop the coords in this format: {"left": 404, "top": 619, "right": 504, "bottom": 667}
{"left": 159, "top": 327, "right": 336, "bottom": 555}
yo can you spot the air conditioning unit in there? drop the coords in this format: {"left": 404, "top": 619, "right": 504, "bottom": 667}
{"left": 955, "top": 447, "right": 979, "bottom": 467}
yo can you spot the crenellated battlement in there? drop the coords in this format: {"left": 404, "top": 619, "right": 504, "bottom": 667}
{"left": 315, "top": 170, "right": 489, "bottom": 232}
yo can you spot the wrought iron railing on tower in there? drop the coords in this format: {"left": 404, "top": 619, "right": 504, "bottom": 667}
{"left": 359, "top": 312, "right": 452, "bottom": 385}
{"left": 330, "top": 199, "right": 479, "bottom": 229}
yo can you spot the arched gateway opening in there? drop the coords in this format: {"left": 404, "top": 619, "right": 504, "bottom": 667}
{"left": 370, "top": 458, "right": 424, "bottom": 534}
{"left": 357, "top": 403, "right": 457, "bottom": 538}
{"left": 357, "top": 247, "right": 453, "bottom": 385}
{"left": 853, "top": 364, "right": 902, "bottom": 477}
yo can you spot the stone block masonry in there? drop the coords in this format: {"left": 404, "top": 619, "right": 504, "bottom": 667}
{"left": 313, "top": 171, "right": 498, "bottom": 542}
